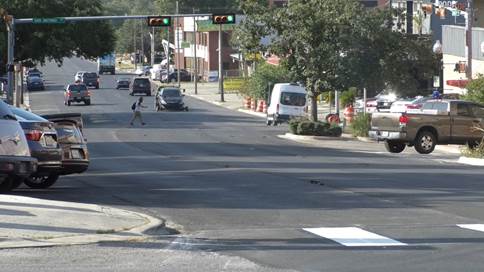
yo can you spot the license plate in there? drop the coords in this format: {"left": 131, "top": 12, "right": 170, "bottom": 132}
{"left": 381, "top": 131, "right": 389, "bottom": 137}
{"left": 71, "top": 149, "right": 81, "bottom": 159}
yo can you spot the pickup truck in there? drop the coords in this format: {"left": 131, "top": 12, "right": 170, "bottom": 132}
{"left": 369, "top": 100, "right": 484, "bottom": 154}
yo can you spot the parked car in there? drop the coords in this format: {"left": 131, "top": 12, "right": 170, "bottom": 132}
{"left": 0, "top": 100, "right": 37, "bottom": 192}
{"left": 43, "top": 114, "right": 89, "bottom": 176}
{"left": 207, "top": 71, "right": 218, "bottom": 82}
{"left": 130, "top": 77, "right": 151, "bottom": 96}
{"left": 27, "top": 76, "right": 45, "bottom": 91}
{"left": 155, "top": 87, "right": 188, "bottom": 111}
{"left": 10, "top": 106, "right": 62, "bottom": 189}
{"left": 390, "top": 96, "right": 433, "bottom": 113}
{"left": 74, "top": 71, "right": 85, "bottom": 82}
{"left": 369, "top": 100, "right": 484, "bottom": 154}
{"left": 80, "top": 72, "right": 99, "bottom": 89}
{"left": 162, "top": 69, "right": 192, "bottom": 83}
{"left": 116, "top": 78, "right": 131, "bottom": 89}
{"left": 65, "top": 83, "right": 91, "bottom": 106}
{"left": 135, "top": 66, "right": 152, "bottom": 76}
{"left": 266, "top": 83, "right": 307, "bottom": 126}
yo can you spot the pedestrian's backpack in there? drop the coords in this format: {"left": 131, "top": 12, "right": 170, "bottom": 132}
{"left": 131, "top": 102, "right": 136, "bottom": 111}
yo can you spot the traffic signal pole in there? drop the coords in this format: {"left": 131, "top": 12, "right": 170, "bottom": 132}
{"left": 6, "top": 17, "right": 15, "bottom": 105}
{"left": 466, "top": 0, "right": 473, "bottom": 80}
{"left": 218, "top": 24, "right": 224, "bottom": 102}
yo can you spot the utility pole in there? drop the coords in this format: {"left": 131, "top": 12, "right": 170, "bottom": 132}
{"left": 466, "top": 0, "right": 473, "bottom": 80}
{"left": 167, "top": 26, "right": 171, "bottom": 75}
{"left": 133, "top": 21, "right": 137, "bottom": 71}
{"left": 218, "top": 24, "right": 224, "bottom": 102}
{"left": 406, "top": 0, "right": 414, "bottom": 34}
{"left": 176, "top": 1, "right": 181, "bottom": 87}
{"left": 193, "top": 8, "right": 198, "bottom": 94}
{"left": 141, "top": 23, "right": 144, "bottom": 65}
{"left": 6, "top": 15, "right": 15, "bottom": 105}
{"left": 150, "top": 27, "right": 155, "bottom": 67}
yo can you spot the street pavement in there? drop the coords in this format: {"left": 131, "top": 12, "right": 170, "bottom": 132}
{"left": 2, "top": 57, "right": 484, "bottom": 272}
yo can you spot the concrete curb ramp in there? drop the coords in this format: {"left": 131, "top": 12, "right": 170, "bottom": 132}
{"left": 0, "top": 195, "right": 164, "bottom": 249}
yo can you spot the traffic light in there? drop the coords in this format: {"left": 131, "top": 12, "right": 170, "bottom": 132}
{"left": 147, "top": 16, "right": 171, "bottom": 27}
{"left": 212, "top": 14, "right": 236, "bottom": 25}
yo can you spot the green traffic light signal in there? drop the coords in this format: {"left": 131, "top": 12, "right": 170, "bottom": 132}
{"left": 147, "top": 16, "right": 171, "bottom": 27}
{"left": 212, "top": 14, "right": 236, "bottom": 25}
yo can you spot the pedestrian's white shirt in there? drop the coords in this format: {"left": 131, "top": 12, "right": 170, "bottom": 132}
{"left": 135, "top": 102, "right": 142, "bottom": 112}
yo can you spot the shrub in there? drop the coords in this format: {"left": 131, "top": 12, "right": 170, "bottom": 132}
{"left": 464, "top": 74, "right": 484, "bottom": 104}
{"left": 461, "top": 140, "right": 484, "bottom": 159}
{"left": 288, "top": 119, "right": 300, "bottom": 134}
{"left": 328, "top": 126, "right": 343, "bottom": 137}
{"left": 297, "top": 121, "right": 316, "bottom": 135}
{"left": 340, "top": 87, "right": 358, "bottom": 107}
{"left": 350, "top": 113, "right": 371, "bottom": 137}
{"left": 314, "top": 122, "right": 330, "bottom": 136}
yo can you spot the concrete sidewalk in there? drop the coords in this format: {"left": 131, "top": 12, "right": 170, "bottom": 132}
{"left": 0, "top": 195, "right": 164, "bottom": 249}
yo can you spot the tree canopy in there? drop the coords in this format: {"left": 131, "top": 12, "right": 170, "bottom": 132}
{"left": 0, "top": 0, "right": 116, "bottom": 72}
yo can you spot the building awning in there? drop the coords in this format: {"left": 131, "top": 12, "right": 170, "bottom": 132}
{"left": 446, "top": 79, "right": 469, "bottom": 88}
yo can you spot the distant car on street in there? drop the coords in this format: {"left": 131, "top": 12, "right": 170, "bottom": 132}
{"left": 130, "top": 77, "right": 151, "bottom": 96}
{"left": 74, "top": 71, "right": 85, "bottom": 82}
{"left": 64, "top": 83, "right": 91, "bottom": 106}
{"left": 135, "top": 66, "right": 152, "bottom": 76}
{"left": 156, "top": 87, "right": 188, "bottom": 111}
{"left": 116, "top": 78, "right": 131, "bottom": 89}
{"left": 27, "top": 76, "right": 45, "bottom": 91}
{"left": 162, "top": 69, "right": 192, "bottom": 83}
{"left": 390, "top": 96, "right": 433, "bottom": 113}
{"left": 80, "top": 72, "right": 99, "bottom": 89}
{"left": 207, "top": 71, "right": 218, "bottom": 82}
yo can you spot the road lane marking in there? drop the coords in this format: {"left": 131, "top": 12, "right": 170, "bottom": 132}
{"left": 303, "top": 227, "right": 407, "bottom": 247}
{"left": 457, "top": 224, "right": 484, "bottom": 233}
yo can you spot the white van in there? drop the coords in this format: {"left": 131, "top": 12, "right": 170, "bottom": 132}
{"left": 266, "top": 83, "right": 307, "bottom": 125}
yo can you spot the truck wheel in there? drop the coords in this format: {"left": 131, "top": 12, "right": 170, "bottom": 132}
{"left": 467, "top": 140, "right": 480, "bottom": 149}
{"left": 85, "top": 100, "right": 91, "bottom": 106}
{"left": 414, "top": 131, "right": 436, "bottom": 154}
{"left": 10, "top": 176, "right": 23, "bottom": 189}
{"left": 384, "top": 141, "right": 406, "bottom": 153}
{"left": 24, "top": 174, "right": 59, "bottom": 189}
{"left": 0, "top": 177, "right": 13, "bottom": 193}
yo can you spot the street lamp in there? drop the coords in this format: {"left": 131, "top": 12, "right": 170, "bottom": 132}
{"left": 432, "top": 40, "right": 444, "bottom": 93}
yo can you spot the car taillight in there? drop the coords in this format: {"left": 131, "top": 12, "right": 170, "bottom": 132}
{"left": 25, "top": 130, "right": 42, "bottom": 141}
{"left": 67, "top": 91, "right": 72, "bottom": 97}
{"left": 399, "top": 115, "right": 409, "bottom": 125}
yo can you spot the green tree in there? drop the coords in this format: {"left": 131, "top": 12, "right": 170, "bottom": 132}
{"left": 0, "top": 0, "right": 115, "bottom": 72}
{"left": 464, "top": 74, "right": 484, "bottom": 104}
{"left": 243, "top": 62, "right": 291, "bottom": 100}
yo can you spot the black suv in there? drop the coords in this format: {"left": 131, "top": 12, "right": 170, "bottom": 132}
{"left": 0, "top": 100, "right": 37, "bottom": 192}
{"left": 81, "top": 72, "right": 99, "bottom": 89}
{"left": 130, "top": 78, "right": 151, "bottom": 96}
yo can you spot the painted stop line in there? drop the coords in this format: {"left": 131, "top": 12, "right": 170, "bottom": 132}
{"left": 457, "top": 224, "right": 484, "bottom": 233}
{"left": 303, "top": 227, "right": 407, "bottom": 247}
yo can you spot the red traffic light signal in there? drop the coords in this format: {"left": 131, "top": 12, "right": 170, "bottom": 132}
{"left": 212, "top": 14, "right": 236, "bottom": 25}
{"left": 147, "top": 16, "right": 171, "bottom": 27}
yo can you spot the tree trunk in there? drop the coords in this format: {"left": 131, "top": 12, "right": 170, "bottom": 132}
{"left": 310, "top": 92, "right": 318, "bottom": 122}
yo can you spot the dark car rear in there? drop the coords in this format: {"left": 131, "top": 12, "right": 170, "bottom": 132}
{"left": 10, "top": 107, "right": 63, "bottom": 189}
{"left": 0, "top": 101, "right": 37, "bottom": 192}
{"left": 116, "top": 78, "right": 131, "bottom": 89}
{"left": 81, "top": 72, "right": 99, "bottom": 89}
{"left": 27, "top": 76, "right": 45, "bottom": 91}
{"left": 130, "top": 78, "right": 151, "bottom": 96}
{"left": 43, "top": 114, "right": 89, "bottom": 175}
{"left": 65, "top": 83, "right": 91, "bottom": 106}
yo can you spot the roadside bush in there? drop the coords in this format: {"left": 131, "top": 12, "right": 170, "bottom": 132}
{"left": 464, "top": 74, "right": 484, "bottom": 104}
{"left": 314, "top": 122, "right": 330, "bottom": 136}
{"left": 328, "top": 126, "right": 343, "bottom": 137}
{"left": 288, "top": 118, "right": 303, "bottom": 134}
{"left": 461, "top": 140, "right": 484, "bottom": 159}
{"left": 297, "top": 121, "right": 316, "bottom": 135}
{"left": 350, "top": 113, "right": 371, "bottom": 137}
{"left": 340, "top": 87, "right": 358, "bottom": 107}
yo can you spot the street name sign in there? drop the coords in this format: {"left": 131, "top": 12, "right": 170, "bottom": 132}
{"left": 32, "top": 18, "right": 66, "bottom": 24}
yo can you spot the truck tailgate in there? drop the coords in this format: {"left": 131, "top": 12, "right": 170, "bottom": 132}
{"left": 371, "top": 113, "right": 402, "bottom": 131}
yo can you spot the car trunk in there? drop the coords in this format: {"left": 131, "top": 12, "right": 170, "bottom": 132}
{"left": 0, "top": 120, "right": 30, "bottom": 156}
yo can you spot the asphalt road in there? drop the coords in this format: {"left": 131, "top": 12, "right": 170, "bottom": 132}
{"left": 3, "top": 57, "right": 484, "bottom": 272}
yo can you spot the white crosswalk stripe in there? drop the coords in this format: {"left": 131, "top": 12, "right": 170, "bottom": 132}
{"left": 303, "top": 227, "right": 407, "bottom": 247}
{"left": 457, "top": 224, "right": 484, "bottom": 233}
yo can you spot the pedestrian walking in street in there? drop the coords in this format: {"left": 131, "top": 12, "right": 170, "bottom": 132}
{"left": 130, "top": 97, "right": 147, "bottom": 126}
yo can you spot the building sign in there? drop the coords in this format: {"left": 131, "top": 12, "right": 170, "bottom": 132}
{"left": 197, "top": 20, "right": 236, "bottom": 32}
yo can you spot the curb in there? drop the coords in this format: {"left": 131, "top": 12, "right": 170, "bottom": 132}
{"left": 457, "top": 156, "right": 484, "bottom": 166}
{"left": 0, "top": 195, "right": 166, "bottom": 249}
{"left": 278, "top": 132, "right": 350, "bottom": 142}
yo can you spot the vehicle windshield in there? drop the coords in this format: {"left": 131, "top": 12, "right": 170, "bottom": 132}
{"left": 68, "top": 84, "right": 88, "bottom": 92}
{"left": 280, "top": 92, "right": 306, "bottom": 106}
{"left": 119, "top": 78, "right": 130, "bottom": 82}
{"left": 162, "top": 88, "right": 181, "bottom": 97}
{"left": 134, "top": 79, "right": 149, "bottom": 87}
{"left": 83, "top": 73, "right": 97, "bottom": 78}
{"left": 56, "top": 124, "right": 83, "bottom": 144}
